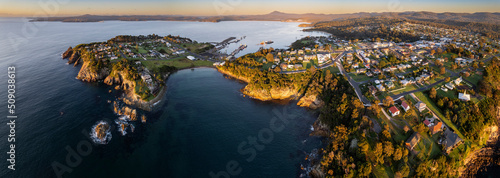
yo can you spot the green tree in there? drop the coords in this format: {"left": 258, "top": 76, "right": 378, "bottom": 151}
{"left": 429, "top": 87, "right": 437, "bottom": 99}
{"left": 383, "top": 96, "right": 394, "bottom": 107}
{"left": 265, "top": 53, "right": 274, "bottom": 63}
{"left": 440, "top": 67, "right": 446, "bottom": 75}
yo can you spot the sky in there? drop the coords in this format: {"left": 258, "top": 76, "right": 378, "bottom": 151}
{"left": 0, "top": 0, "right": 499, "bottom": 17}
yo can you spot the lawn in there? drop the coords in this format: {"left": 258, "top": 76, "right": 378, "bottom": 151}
{"left": 405, "top": 95, "right": 417, "bottom": 105}
{"left": 389, "top": 84, "right": 418, "bottom": 95}
{"left": 377, "top": 92, "right": 391, "bottom": 101}
{"left": 413, "top": 132, "right": 442, "bottom": 160}
{"left": 443, "top": 61, "right": 464, "bottom": 73}
{"left": 261, "top": 62, "right": 275, "bottom": 70}
{"left": 413, "top": 92, "right": 465, "bottom": 140}
{"left": 141, "top": 57, "right": 213, "bottom": 70}
{"left": 373, "top": 165, "right": 394, "bottom": 178}
{"left": 180, "top": 43, "right": 212, "bottom": 54}
{"left": 323, "top": 66, "right": 340, "bottom": 75}
{"left": 348, "top": 73, "right": 372, "bottom": 82}
{"left": 303, "top": 61, "right": 313, "bottom": 69}
{"left": 465, "top": 73, "right": 483, "bottom": 86}
{"left": 437, "top": 89, "right": 457, "bottom": 99}
{"left": 137, "top": 46, "right": 148, "bottom": 54}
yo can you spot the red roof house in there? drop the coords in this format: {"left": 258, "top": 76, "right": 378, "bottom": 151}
{"left": 401, "top": 101, "right": 410, "bottom": 112}
{"left": 389, "top": 106, "right": 400, "bottom": 117}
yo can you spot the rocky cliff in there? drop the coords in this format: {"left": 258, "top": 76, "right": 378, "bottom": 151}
{"left": 62, "top": 47, "right": 73, "bottom": 59}
{"left": 217, "top": 67, "right": 322, "bottom": 109}
{"left": 297, "top": 94, "right": 325, "bottom": 109}
{"left": 76, "top": 60, "right": 110, "bottom": 82}
{"left": 62, "top": 46, "right": 161, "bottom": 111}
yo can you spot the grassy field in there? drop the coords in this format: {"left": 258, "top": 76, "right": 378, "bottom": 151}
{"left": 465, "top": 73, "right": 483, "bottom": 86}
{"left": 389, "top": 84, "right": 418, "bottom": 95}
{"left": 261, "top": 62, "right": 275, "bottom": 70}
{"left": 348, "top": 73, "right": 372, "bottom": 82}
{"left": 141, "top": 57, "right": 213, "bottom": 70}
{"left": 323, "top": 66, "right": 340, "bottom": 75}
{"left": 413, "top": 92, "right": 465, "bottom": 139}
{"left": 180, "top": 43, "right": 211, "bottom": 54}
{"left": 437, "top": 89, "right": 457, "bottom": 99}
{"left": 414, "top": 132, "right": 442, "bottom": 160}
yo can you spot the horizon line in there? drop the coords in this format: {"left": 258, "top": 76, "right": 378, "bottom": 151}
{"left": 2, "top": 10, "right": 500, "bottom": 18}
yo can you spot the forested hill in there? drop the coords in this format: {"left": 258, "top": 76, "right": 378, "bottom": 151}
{"left": 307, "top": 17, "right": 500, "bottom": 40}
{"left": 31, "top": 11, "right": 500, "bottom": 24}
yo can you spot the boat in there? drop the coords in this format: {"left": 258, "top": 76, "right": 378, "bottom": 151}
{"left": 260, "top": 41, "right": 274, "bottom": 45}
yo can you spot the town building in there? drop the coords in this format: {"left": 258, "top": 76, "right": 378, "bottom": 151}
{"left": 389, "top": 106, "right": 400, "bottom": 117}
{"left": 405, "top": 132, "right": 421, "bottom": 151}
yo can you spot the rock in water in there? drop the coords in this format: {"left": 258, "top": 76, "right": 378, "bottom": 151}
{"left": 90, "top": 121, "right": 112, "bottom": 144}
{"left": 141, "top": 115, "right": 147, "bottom": 123}
{"left": 62, "top": 47, "right": 73, "bottom": 59}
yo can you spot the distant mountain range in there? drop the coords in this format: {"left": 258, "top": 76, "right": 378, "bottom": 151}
{"left": 31, "top": 11, "right": 500, "bottom": 24}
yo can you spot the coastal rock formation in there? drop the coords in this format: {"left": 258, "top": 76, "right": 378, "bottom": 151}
{"left": 90, "top": 121, "right": 112, "bottom": 144}
{"left": 68, "top": 51, "right": 81, "bottom": 64}
{"left": 76, "top": 60, "right": 110, "bottom": 82}
{"left": 113, "top": 101, "right": 137, "bottom": 121}
{"left": 62, "top": 47, "right": 73, "bottom": 59}
{"left": 141, "top": 115, "right": 147, "bottom": 123}
{"left": 104, "top": 72, "right": 123, "bottom": 85}
{"left": 297, "top": 94, "right": 324, "bottom": 109}
{"left": 242, "top": 87, "right": 298, "bottom": 101}
{"left": 218, "top": 67, "right": 326, "bottom": 110}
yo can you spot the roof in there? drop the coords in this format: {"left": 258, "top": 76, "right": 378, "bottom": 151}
{"left": 406, "top": 132, "right": 421, "bottom": 149}
{"left": 415, "top": 102, "right": 426, "bottom": 109}
{"left": 423, "top": 120, "right": 431, "bottom": 126}
{"left": 430, "top": 122, "right": 442, "bottom": 134}
{"left": 389, "top": 106, "right": 400, "bottom": 114}
{"left": 444, "top": 129, "right": 463, "bottom": 152}
{"left": 401, "top": 101, "right": 409, "bottom": 109}
{"left": 459, "top": 92, "right": 471, "bottom": 101}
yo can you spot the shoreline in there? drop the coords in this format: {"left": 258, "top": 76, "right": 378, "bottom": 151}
{"left": 128, "top": 65, "right": 216, "bottom": 111}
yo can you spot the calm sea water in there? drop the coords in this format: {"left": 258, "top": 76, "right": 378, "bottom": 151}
{"left": 0, "top": 18, "right": 324, "bottom": 177}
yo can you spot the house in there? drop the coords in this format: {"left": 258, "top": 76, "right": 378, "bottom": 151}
{"left": 280, "top": 63, "right": 288, "bottom": 70}
{"left": 187, "top": 56, "right": 196, "bottom": 60}
{"left": 401, "top": 101, "right": 410, "bottom": 112}
{"left": 317, "top": 53, "right": 331, "bottom": 64}
{"left": 376, "top": 84, "right": 386, "bottom": 92}
{"left": 454, "top": 77, "right": 462, "bottom": 85}
{"left": 400, "top": 79, "right": 410, "bottom": 86}
{"left": 368, "top": 86, "right": 378, "bottom": 95}
{"left": 430, "top": 122, "right": 443, "bottom": 135}
{"left": 415, "top": 102, "right": 427, "bottom": 112}
{"left": 423, "top": 120, "right": 432, "bottom": 127}
{"left": 385, "top": 81, "right": 395, "bottom": 89}
{"left": 294, "top": 64, "right": 302, "bottom": 69}
{"left": 458, "top": 91, "right": 471, "bottom": 101}
{"left": 389, "top": 106, "right": 400, "bottom": 117}
{"left": 445, "top": 83, "right": 455, "bottom": 90}
{"left": 443, "top": 129, "right": 463, "bottom": 153}
{"left": 356, "top": 68, "right": 367, "bottom": 74}
{"left": 405, "top": 132, "right": 421, "bottom": 151}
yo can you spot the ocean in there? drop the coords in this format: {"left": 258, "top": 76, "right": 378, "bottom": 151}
{"left": 0, "top": 18, "right": 325, "bottom": 177}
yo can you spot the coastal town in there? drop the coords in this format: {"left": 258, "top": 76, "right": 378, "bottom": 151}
{"left": 214, "top": 20, "right": 500, "bottom": 177}
{"left": 60, "top": 19, "right": 500, "bottom": 177}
